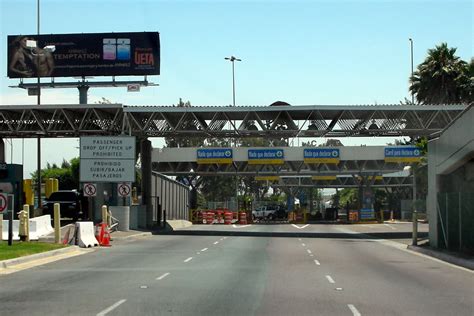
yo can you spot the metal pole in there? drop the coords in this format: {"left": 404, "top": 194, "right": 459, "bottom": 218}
{"left": 409, "top": 38, "right": 414, "bottom": 104}
{"left": 36, "top": 0, "right": 42, "bottom": 211}
{"left": 458, "top": 192, "right": 462, "bottom": 250}
{"left": 412, "top": 167, "right": 417, "bottom": 246}
{"left": 232, "top": 60, "right": 235, "bottom": 107}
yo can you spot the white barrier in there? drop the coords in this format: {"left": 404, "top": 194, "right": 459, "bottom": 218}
{"left": 1, "top": 215, "right": 54, "bottom": 241}
{"left": 75, "top": 222, "right": 99, "bottom": 248}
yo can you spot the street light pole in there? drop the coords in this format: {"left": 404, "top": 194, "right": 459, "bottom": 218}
{"left": 224, "top": 56, "right": 241, "bottom": 107}
{"left": 409, "top": 38, "right": 414, "bottom": 104}
{"left": 225, "top": 56, "right": 241, "bottom": 211}
{"left": 412, "top": 164, "right": 418, "bottom": 245}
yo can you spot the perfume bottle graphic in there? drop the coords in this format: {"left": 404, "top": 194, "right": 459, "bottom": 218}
{"left": 103, "top": 38, "right": 117, "bottom": 60}
{"left": 117, "top": 38, "right": 131, "bottom": 60}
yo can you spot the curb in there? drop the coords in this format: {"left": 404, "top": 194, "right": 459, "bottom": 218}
{"left": 111, "top": 232, "right": 152, "bottom": 240}
{"left": 0, "top": 245, "right": 85, "bottom": 269}
{"left": 407, "top": 245, "right": 474, "bottom": 270}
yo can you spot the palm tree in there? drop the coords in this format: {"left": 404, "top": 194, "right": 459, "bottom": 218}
{"left": 409, "top": 43, "right": 470, "bottom": 104}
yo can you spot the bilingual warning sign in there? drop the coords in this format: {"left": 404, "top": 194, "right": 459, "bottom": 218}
{"left": 80, "top": 136, "right": 136, "bottom": 182}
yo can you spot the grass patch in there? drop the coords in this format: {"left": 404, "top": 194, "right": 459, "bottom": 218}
{"left": 0, "top": 242, "right": 67, "bottom": 261}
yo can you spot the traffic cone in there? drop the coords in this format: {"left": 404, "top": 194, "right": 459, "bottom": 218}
{"left": 99, "top": 224, "right": 111, "bottom": 247}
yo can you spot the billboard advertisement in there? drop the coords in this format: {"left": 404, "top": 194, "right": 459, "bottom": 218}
{"left": 7, "top": 32, "right": 160, "bottom": 78}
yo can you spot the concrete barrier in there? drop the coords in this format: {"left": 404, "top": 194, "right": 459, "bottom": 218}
{"left": 2, "top": 215, "right": 54, "bottom": 241}
{"left": 75, "top": 222, "right": 99, "bottom": 248}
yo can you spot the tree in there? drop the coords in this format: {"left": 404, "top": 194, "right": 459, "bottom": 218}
{"left": 31, "top": 157, "right": 80, "bottom": 190}
{"left": 409, "top": 43, "right": 472, "bottom": 104}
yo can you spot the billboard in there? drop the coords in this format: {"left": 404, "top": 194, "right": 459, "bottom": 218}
{"left": 7, "top": 32, "right": 160, "bottom": 78}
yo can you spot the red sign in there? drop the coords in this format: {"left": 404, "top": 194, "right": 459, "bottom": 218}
{"left": 83, "top": 183, "right": 97, "bottom": 197}
{"left": 0, "top": 193, "right": 8, "bottom": 213}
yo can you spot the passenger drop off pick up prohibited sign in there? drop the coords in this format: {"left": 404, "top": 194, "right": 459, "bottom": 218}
{"left": 118, "top": 183, "right": 131, "bottom": 197}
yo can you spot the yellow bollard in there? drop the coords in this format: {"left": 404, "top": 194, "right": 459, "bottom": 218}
{"left": 25, "top": 205, "right": 30, "bottom": 242}
{"left": 53, "top": 178, "right": 59, "bottom": 193}
{"left": 23, "top": 179, "right": 34, "bottom": 206}
{"left": 54, "top": 203, "right": 61, "bottom": 244}
{"left": 102, "top": 205, "right": 108, "bottom": 225}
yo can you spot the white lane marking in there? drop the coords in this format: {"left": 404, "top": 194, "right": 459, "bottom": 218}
{"left": 213, "top": 241, "right": 219, "bottom": 245}
{"left": 140, "top": 285, "right": 148, "bottom": 289}
{"left": 306, "top": 249, "right": 312, "bottom": 254}
{"left": 348, "top": 304, "right": 361, "bottom": 316}
{"left": 156, "top": 272, "right": 170, "bottom": 280}
{"left": 301, "top": 243, "right": 306, "bottom": 247}
{"left": 314, "top": 259, "right": 320, "bottom": 265}
{"left": 298, "top": 238, "right": 302, "bottom": 241}
{"left": 201, "top": 248, "right": 208, "bottom": 252}
{"left": 384, "top": 223, "right": 397, "bottom": 230}
{"left": 184, "top": 257, "right": 193, "bottom": 263}
{"left": 325, "top": 275, "right": 335, "bottom": 284}
{"left": 291, "top": 224, "right": 309, "bottom": 229}
{"left": 233, "top": 224, "right": 251, "bottom": 228}
{"left": 310, "top": 254, "right": 314, "bottom": 257}
{"left": 97, "top": 299, "right": 127, "bottom": 316}
{"left": 223, "top": 237, "right": 227, "bottom": 239}
{"left": 197, "top": 252, "right": 201, "bottom": 255}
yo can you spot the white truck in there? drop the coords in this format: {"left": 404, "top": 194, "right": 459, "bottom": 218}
{"left": 252, "top": 205, "right": 284, "bottom": 220}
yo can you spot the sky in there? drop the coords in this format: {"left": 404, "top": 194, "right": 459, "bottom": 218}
{"left": 0, "top": 0, "right": 472, "bottom": 177}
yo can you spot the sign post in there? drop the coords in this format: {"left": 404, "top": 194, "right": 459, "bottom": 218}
{"left": 117, "top": 182, "right": 131, "bottom": 206}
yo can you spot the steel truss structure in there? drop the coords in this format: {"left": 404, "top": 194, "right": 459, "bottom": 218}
{"left": 0, "top": 103, "right": 467, "bottom": 138}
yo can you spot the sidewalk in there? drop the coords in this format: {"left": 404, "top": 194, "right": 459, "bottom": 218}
{"left": 110, "top": 230, "right": 152, "bottom": 240}
{"left": 407, "top": 243, "right": 474, "bottom": 270}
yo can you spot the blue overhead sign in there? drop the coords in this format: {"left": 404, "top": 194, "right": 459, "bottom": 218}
{"left": 248, "top": 149, "right": 284, "bottom": 165}
{"left": 304, "top": 148, "right": 340, "bottom": 164}
{"left": 384, "top": 146, "right": 422, "bottom": 163}
{"left": 197, "top": 148, "right": 233, "bottom": 164}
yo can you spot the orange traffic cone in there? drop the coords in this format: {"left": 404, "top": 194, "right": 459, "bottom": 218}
{"left": 99, "top": 223, "right": 111, "bottom": 247}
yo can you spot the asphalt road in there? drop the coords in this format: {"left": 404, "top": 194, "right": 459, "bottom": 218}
{"left": 0, "top": 224, "right": 472, "bottom": 316}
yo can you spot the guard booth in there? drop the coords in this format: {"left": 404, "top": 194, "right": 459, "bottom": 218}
{"left": 0, "top": 163, "right": 23, "bottom": 216}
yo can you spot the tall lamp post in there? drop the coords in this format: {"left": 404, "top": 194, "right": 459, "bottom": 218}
{"left": 225, "top": 55, "right": 241, "bottom": 212}
{"left": 409, "top": 38, "right": 414, "bottom": 104}
{"left": 224, "top": 56, "right": 241, "bottom": 107}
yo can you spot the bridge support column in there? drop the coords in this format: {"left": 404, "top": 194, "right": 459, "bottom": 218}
{"left": 141, "top": 139, "right": 153, "bottom": 228}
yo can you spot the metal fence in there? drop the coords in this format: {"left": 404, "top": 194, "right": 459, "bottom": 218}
{"left": 437, "top": 192, "right": 474, "bottom": 252}
{"left": 151, "top": 172, "right": 190, "bottom": 224}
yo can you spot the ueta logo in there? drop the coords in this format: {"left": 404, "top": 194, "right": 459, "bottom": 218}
{"left": 135, "top": 51, "right": 154, "bottom": 65}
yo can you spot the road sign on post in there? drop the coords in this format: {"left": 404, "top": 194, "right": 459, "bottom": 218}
{"left": 0, "top": 193, "right": 7, "bottom": 213}
{"left": 117, "top": 183, "right": 131, "bottom": 197}
{"left": 83, "top": 183, "right": 97, "bottom": 197}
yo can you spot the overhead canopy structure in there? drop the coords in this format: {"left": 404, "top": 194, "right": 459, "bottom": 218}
{"left": 0, "top": 103, "right": 466, "bottom": 138}
{"left": 153, "top": 146, "right": 418, "bottom": 178}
